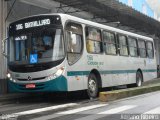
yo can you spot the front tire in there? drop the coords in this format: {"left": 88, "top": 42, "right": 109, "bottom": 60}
{"left": 87, "top": 73, "right": 98, "bottom": 98}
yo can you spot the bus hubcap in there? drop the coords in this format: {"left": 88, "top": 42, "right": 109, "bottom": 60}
{"left": 137, "top": 74, "right": 142, "bottom": 87}
{"left": 88, "top": 79, "right": 96, "bottom": 93}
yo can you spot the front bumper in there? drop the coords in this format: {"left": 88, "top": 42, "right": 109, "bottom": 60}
{"left": 8, "top": 76, "right": 68, "bottom": 93}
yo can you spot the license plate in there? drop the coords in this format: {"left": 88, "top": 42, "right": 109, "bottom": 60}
{"left": 26, "top": 84, "right": 36, "bottom": 88}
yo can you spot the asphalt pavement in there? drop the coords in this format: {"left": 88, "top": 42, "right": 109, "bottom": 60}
{"left": 0, "top": 78, "right": 160, "bottom": 120}
{"left": 0, "top": 90, "right": 160, "bottom": 120}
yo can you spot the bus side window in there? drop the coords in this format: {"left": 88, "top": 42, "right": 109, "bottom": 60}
{"left": 103, "top": 31, "right": 117, "bottom": 55}
{"left": 65, "top": 22, "right": 83, "bottom": 65}
{"left": 128, "top": 37, "right": 138, "bottom": 57}
{"left": 146, "top": 41, "right": 154, "bottom": 59}
{"left": 86, "top": 27, "right": 103, "bottom": 54}
{"left": 117, "top": 34, "right": 129, "bottom": 56}
{"left": 138, "top": 40, "right": 147, "bottom": 58}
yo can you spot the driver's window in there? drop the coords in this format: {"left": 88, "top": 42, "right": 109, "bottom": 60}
{"left": 65, "top": 22, "right": 83, "bottom": 65}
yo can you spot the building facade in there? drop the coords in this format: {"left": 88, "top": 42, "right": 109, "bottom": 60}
{"left": 119, "top": 0, "right": 160, "bottom": 21}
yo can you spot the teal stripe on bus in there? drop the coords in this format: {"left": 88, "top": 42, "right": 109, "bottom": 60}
{"left": 100, "top": 70, "right": 137, "bottom": 74}
{"left": 67, "top": 71, "right": 90, "bottom": 76}
{"left": 67, "top": 69, "right": 157, "bottom": 76}
{"left": 142, "top": 69, "right": 157, "bottom": 72}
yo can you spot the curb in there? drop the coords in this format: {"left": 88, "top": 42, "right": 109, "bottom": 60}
{"left": 99, "top": 83, "right": 160, "bottom": 102}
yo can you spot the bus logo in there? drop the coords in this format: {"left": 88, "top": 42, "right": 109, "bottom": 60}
{"left": 28, "top": 76, "right": 32, "bottom": 81}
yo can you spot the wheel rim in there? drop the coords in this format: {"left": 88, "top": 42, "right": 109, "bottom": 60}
{"left": 88, "top": 79, "right": 97, "bottom": 96}
{"left": 137, "top": 73, "right": 142, "bottom": 87}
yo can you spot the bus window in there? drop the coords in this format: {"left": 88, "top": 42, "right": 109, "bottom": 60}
{"left": 138, "top": 40, "right": 147, "bottom": 58}
{"left": 86, "top": 27, "right": 102, "bottom": 54}
{"left": 103, "top": 31, "right": 116, "bottom": 55}
{"left": 118, "top": 34, "right": 129, "bottom": 56}
{"left": 146, "top": 41, "right": 154, "bottom": 58}
{"left": 65, "top": 22, "right": 83, "bottom": 65}
{"left": 128, "top": 37, "right": 138, "bottom": 57}
{"left": 15, "top": 38, "right": 27, "bottom": 61}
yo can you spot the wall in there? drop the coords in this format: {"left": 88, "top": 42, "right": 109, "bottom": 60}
{"left": 0, "top": 0, "right": 7, "bottom": 94}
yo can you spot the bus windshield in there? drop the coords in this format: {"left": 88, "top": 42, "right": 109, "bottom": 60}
{"left": 9, "top": 27, "right": 65, "bottom": 65}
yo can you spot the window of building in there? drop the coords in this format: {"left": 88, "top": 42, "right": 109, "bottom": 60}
{"left": 118, "top": 34, "right": 129, "bottom": 56}
{"left": 146, "top": 41, "right": 154, "bottom": 58}
{"left": 138, "top": 40, "right": 147, "bottom": 58}
{"left": 128, "top": 37, "right": 138, "bottom": 57}
{"left": 142, "top": 4, "right": 147, "bottom": 15}
{"left": 86, "top": 27, "right": 103, "bottom": 54}
{"left": 65, "top": 22, "right": 83, "bottom": 65}
{"left": 103, "top": 31, "right": 117, "bottom": 55}
{"left": 128, "top": 0, "right": 133, "bottom": 7}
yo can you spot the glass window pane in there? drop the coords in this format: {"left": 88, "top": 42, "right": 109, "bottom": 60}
{"left": 66, "top": 22, "right": 83, "bottom": 64}
{"left": 128, "top": 37, "right": 137, "bottom": 47}
{"left": 86, "top": 27, "right": 102, "bottom": 53}
{"left": 147, "top": 50, "right": 153, "bottom": 58}
{"left": 119, "top": 35, "right": 127, "bottom": 45}
{"left": 15, "top": 38, "right": 27, "bottom": 61}
{"left": 32, "top": 30, "right": 55, "bottom": 59}
{"left": 68, "top": 34, "right": 82, "bottom": 53}
{"left": 128, "top": 37, "right": 138, "bottom": 57}
{"left": 106, "top": 44, "right": 116, "bottom": 54}
{"left": 103, "top": 31, "right": 116, "bottom": 55}
{"left": 138, "top": 40, "right": 145, "bottom": 49}
{"left": 147, "top": 42, "right": 153, "bottom": 50}
{"left": 86, "top": 27, "right": 101, "bottom": 41}
{"left": 138, "top": 40, "right": 146, "bottom": 57}
{"left": 118, "top": 35, "right": 128, "bottom": 56}
{"left": 103, "top": 31, "right": 115, "bottom": 43}
{"left": 120, "top": 46, "right": 128, "bottom": 56}
{"left": 129, "top": 47, "right": 138, "bottom": 57}
{"left": 146, "top": 42, "right": 154, "bottom": 58}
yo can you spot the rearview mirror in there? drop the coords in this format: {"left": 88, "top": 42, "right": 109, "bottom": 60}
{"left": 2, "top": 37, "right": 8, "bottom": 58}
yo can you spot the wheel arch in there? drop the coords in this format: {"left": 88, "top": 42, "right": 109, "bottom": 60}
{"left": 89, "top": 69, "right": 102, "bottom": 88}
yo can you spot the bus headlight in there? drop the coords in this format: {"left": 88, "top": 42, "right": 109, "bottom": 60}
{"left": 7, "top": 73, "right": 11, "bottom": 78}
{"left": 46, "top": 67, "right": 64, "bottom": 81}
{"left": 7, "top": 73, "right": 16, "bottom": 83}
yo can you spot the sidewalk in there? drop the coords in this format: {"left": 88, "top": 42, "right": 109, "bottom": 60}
{"left": 99, "top": 77, "right": 160, "bottom": 102}
{"left": 142, "top": 78, "right": 160, "bottom": 86}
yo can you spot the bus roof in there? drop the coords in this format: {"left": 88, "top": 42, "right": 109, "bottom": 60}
{"left": 10, "top": 13, "right": 153, "bottom": 41}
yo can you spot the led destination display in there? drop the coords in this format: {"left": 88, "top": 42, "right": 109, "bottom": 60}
{"left": 16, "top": 19, "right": 51, "bottom": 30}
{"left": 9, "top": 15, "right": 62, "bottom": 34}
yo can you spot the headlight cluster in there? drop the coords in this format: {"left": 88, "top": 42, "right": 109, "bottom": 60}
{"left": 46, "top": 67, "right": 64, "bottom": 81}
{"left": 7, "top": 73, "right": 16, "bottom": 83}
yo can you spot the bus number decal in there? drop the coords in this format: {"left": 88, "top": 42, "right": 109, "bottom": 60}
{"left": 87, "top": 55, "right": 104, "bottom": 66}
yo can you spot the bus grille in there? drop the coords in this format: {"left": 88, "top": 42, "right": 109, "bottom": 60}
{"left": 17, "top": 77, "right": 46, "bottom": 81}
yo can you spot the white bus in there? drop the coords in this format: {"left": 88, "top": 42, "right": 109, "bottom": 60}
{"left": 7, "top": 13, "right": 157, "bottom": 98}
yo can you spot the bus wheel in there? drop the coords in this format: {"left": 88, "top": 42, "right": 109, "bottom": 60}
{"left": 87, "top": 73, "right": 98, "bottom": 99}
{"left": 136, "top": 71, "right": 143, "bottom": 87}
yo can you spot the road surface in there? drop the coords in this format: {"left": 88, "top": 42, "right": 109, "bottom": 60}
{"left": 1, "top": 91, "right": 160, "bottom": 120}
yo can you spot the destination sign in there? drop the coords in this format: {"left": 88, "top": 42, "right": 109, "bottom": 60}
{"left": 15, "top": 35, "right": 27, "bottom": 41}
{"left": 16, "top": 19, "right": 51, "bottom": 30}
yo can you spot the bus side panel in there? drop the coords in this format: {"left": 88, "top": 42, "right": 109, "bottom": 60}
{"left": 66, "top": 57, "right": 86, "bottom": 91}
{"left": 143, "top": 58, "right": 157, "bottom": 81}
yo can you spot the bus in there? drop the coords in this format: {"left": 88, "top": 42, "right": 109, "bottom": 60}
{"left": 6, "top": 13, "right": 157, "bottom": 98}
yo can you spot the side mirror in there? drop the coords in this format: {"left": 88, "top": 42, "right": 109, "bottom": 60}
{"left": 2, "top": 37, "right": 8, "bottom": 58}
